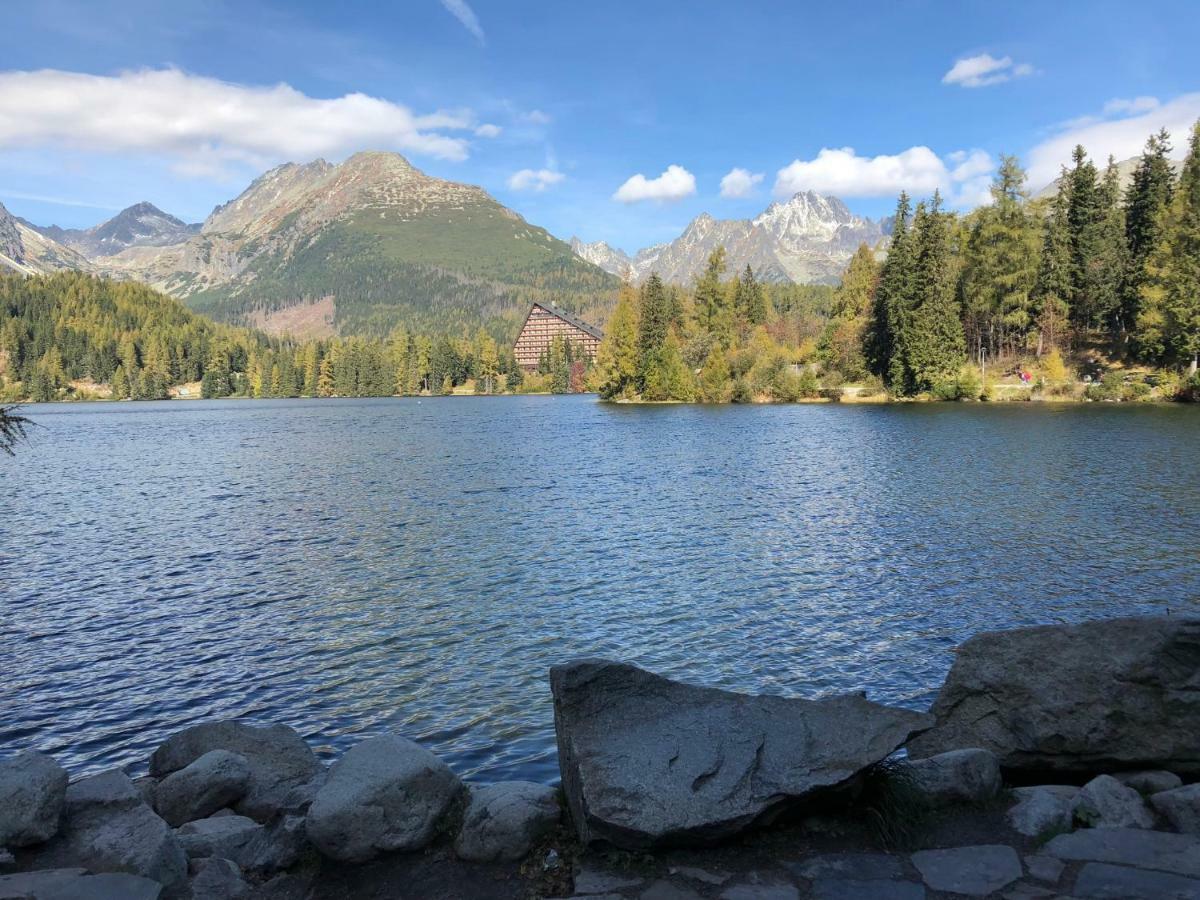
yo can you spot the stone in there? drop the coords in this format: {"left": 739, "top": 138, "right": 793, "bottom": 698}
{"left": 0, "top": 869, "right": 162, "bottom": 900}
{"left": 1151, "top": 784, "right": 1200, "bottom": 834}
{"left": 454, "top": 781, "right": 560, "bottom": 862}
{"left": 276, "top": 769, "right": 327, "bottom": 816}
{"left": 1114, "top": 770, "right": 1183, "bottom": 795}
{"left": 788, "top": 853, "right": 904, "bottom": 881}
{"left": 551, "top": 660, "right": 931, "bottom": 848}
{"left": 1071, "top": 775, "right": 1154, "bottom": 829}
{"left": 43, "top": 769, "right": 187, "bottom": 892}
{"left": 149, "top": 721, "right": 320, "bottom": 822}
{"left": 811, "top": 880, "right": 925, "bottom": 900}
{"left": 1044, "top": 827, "right": 1200, "bottom": 877}
{"left": 719, "top": 883, "right": 800, "bottom": 900}
{"left": 189, "top": 857, "right": 250, "bottom": 899}
{"left": 132, "top": 777, "right": 157, "bottom": 810}
{"left": 1072, "top": 862, "right": 1200, "bottom": 899}
{"left": 1007, "top": 785, "right": 1077, "bottom": 838}
{"left": 572, "top": 868, "right": 644, "bottom": 894}
{"left": 155, "top": 750, "right": 251, "bottom": 827}
{"left": 901, "top": 748, "right": 1002, "bottom": 806}
{"left": 0, "top": 869, "right": 88, "bottom": 898}
{"left": 177, "top": 815, "right": 261, "bottom": 861}
{"left": 0, "top": 751, "right": 69, "bottom": 847}
{"left": 670, "top": 866, "right": 729, "bottom": 885}
{"left": 0, "top": 849, "right": 12, "bottom": 868}
{"left": 305, "top": 733, "right": 461, "bottom": 862}
{"left": 238, "top": 814, "right": 307, "bottom": 873}
{"left": 640, "top": 881, "right": 703, "bottom": 900}
{"left": 908, "top": 616, "right": 1200, "bottom": 775}
{"left": 1023, "top": 854, "right": 1065, "bottom": 884}
{"left": 910, "top": 845, "right": 1023, "bottom": 897}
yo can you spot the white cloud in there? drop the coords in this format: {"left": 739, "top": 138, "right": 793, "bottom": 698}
{"left": 438, "top": 0, "right": 485, "bottom": 44}
{"left": 474, "top": 123, "right": 502, "bottom": 138}
{"left": 0, "top": 68, "right": 473, "bottom": 178}
{"left": 719, "top": 167, "right": 764, "bottom": 198}
{"left": 613, "top": 164, "right": 696, "bottom": 203}
{"left": 942, "top": 53, "right": 1034, "bottom": 88}
{"left": 774, "top": 146, "right": 995, "bottom": 206}
{"left": 521, "top": 109, "right": 552, "bottom": 125}
{"left": 1103, "top": 96, "right": 1160, "bottom": 117}
{"left": 507, "top": 168, "right": 564, "bottom": 192}
{"left": 0, "top": 189, "right": 119, "bottom": 210}
{"left": 1028, "top": 91, "right": 1200, "bottom": 188}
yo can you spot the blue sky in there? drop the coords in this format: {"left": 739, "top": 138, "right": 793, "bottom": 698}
{"left": 1, "top": 0, "right": 1198, "bottom": 252}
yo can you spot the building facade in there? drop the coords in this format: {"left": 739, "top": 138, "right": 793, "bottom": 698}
{"left": 513, "top": 302, "right": 604, "bottom": 371}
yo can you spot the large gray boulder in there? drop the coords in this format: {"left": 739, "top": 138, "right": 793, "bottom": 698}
{"left": 1006, "top": 785, "right": 1077, "bottom": 838}
{"left": 454, "top": 782, "right": 560, "bottom": 862}
{"left": 155, "top": 750, "right": 251, "bottom": 827}
{"left": 1070, "top": 774, "right": 1155, "bottom": 829}
{"left": 0, "top": 868, "right": 163, "bottom": 899}
{"left": 550, "top": 659, "right": 932, "bottom": 848}
{"left": 1151, "top": 783, "right": 1200, "bottom": 834}
{"left": 177, "top": 815, "right": 261, "bottom": 860}
{"left": 908, "top": 616, "right": 1200, "bottom": 774}
{"left": 149, "top": 721, "right": 320, "bottom": 822}
{"left": 34, "top": 769, "right": 188, "bottom": 892}
{"left": 0, "top": 751, "right": 69, "bottom": 847}
{"left": 901, "top": 748, "right": 1001, "bottom": 806}
{"left": 305, "top": 734, "right": 462, "bottom": 862}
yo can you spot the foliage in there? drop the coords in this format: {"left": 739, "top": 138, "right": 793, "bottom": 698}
{"left": 0, "top": 405, "right": 29, "bottom": 456}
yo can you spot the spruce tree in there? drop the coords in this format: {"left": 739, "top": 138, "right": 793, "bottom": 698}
{"left": 694, "top": 247, "right": 732, "bottom": 346}
{"left": 866, "top": 193, "right": 913, "bottom": 383}
{"left": 636, "top": 274, "right": 671, "bottom": 387}
{"left": 1064, "top": 145, "right": 1103, "bottom": 332}
{"left": 905, "top": 193, "right": 966, "bottom": 392}
{"left": 1122, "top": 130, "right": 1176, "bottom": 341}
{"left": 734, "top": 265, "right": 768, "bottom": 327}
{"left": 591, "top": 283, "right": 640, "bottom": 398}
{"left": 818, "top": 243, "right": 878, "bottom": 379}
{"left": 1032, "top": 179, "right": 1073, "bottom": 354}
{"left": 1150, "top": 120, "right": 1200, "bottom": 373}
{"left": 1092, "top": 157, "right": 1128, "bottom": 334}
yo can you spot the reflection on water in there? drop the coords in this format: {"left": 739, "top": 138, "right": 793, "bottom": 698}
{"left": 2, "top": 397, "right": 1198, "bottom": 783}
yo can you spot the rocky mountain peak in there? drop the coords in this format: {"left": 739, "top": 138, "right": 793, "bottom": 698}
{"left": 0, "top": 201, "right": 24, "bottom": 264}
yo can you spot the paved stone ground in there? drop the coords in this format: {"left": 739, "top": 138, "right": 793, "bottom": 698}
{"left": 239, "top": 796, "right": 1200, "bottom": 899}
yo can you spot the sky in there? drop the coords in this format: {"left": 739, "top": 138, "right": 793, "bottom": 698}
{"left": 1, "top": 0, "right": 1198, "bottom": 253}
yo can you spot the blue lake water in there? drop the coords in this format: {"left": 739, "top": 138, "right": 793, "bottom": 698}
{"left": 2, "top": 396, "right": 1199, "bottom": 783}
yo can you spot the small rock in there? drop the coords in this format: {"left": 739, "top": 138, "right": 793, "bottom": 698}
{"left": 719, "top": 882, "right": 799, "bottom": 900}
{"left": 1114, "top": 770, "right": 1183, "bottom": 795}
{"left": 811, "top": 880, "right": 925, "bottom": 900}
{"left": 1023, "top": 854, "right": 1064, "bottom": 884}
{"left": 0, "top": 751, "right": 69, "bottom": 847}
{"left": 670, "top": 866, "right": 729, "bottom": 885}
{"left": 573, "top": 868, "right": 643, "bottom": 894}
{"left": 1044, "top": 827, "right": 1200, "bottom": 877}
{"left": 1150, "top": 784, "right": 1200, "bottom": 834}
{"left": 789, "top": 853, "right": 904, "bottom": 881}
{"left": 155, "top": 750, "right": 251, "bottom": 827}
{"left": 189, "top": 856, "right": 249, "bottom": 899}
{"left": 306, "top": 733, "right": 461, "bottom": 862}
{"left": 640, "top": 881, "right": 703, "bottom": 900}
{"left": 276, "top": 769, "right": 327, "bottom": 816}
{"left": 1072, "top": 861, "right": 1200, "bottom": 899}
{"left": 0, "top": 848, "right": 13, "bottom": 868}
{"left": 902, "top": 748, "right": 1002, "bottom": 806}
{"left": 911, "top": 844, "right": 1023, "bottom": 897}
{"left": 1006, "top": 786, "right": 1077, "bottom": 838}
{"left": 1071, "top": 774, "right": 1154, "bottom": 829}
{"left": 454, "top": 781, "right": 560, "bottom": 862}
{"left": 543, "top": 848, "right": 561, "bottom": 871}
{"left": 0, "top": 868, "right": 88, "bottom": 896}
{"left": 177, "top": 815, "right": 261, "bottom": 861}
{"left": 238, "top": 813, "right": 307, "bottom": 873}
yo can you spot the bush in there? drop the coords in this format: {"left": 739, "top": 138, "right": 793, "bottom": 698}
{"left": 730, "top": 377, "right": 753, "bottom": 403}
{"left": 931, "top": 367, "right": 982, "bottom": 401}
{"left": 1176, "top": 372, "right": 1200, "bottom": 402}
{"left": 1085, "top": 371, "right": 1126, "bottom": 401}
{"left": 771, "top": 366, "right": 820, "bottom": 402}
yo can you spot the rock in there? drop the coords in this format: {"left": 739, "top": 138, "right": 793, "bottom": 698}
{"left": 719, "top": 882, "right": 800, "bottom": 900}
{"left": 1044, "top": 827, "right": 1200, "bottom": 877}
{"left": 670, "top": 866, "right": 729, "bottom": 886}
{"left": 788, "top": 853, "right": 904, "bottom": 881}
{"left": 0, "top": 869, "right": 88, "bottom": 898}
{"left": 189, "top": 857, "right": 250, "bottom": 899}
{"left": 901, "top": 748, "right": 1002, "bottom": 806}
{"left": 149, "top": 721, "right": 320, "bottom": 822}
{"left": 155, "top": 751, "right": 251, "bottom": 827}
{"left": 640, "top": 881, "right": 703, "bottom": 900}
{"left": 908, "top": 616, "right": 1200, "bottom": 774}
{"left": 1071, "top": 775, "right": 1154, "bottom": 829}
{"left": 551, "top": 660, "right": 931, "bottom": 848}
{"left": 1072, "top": 861, "right": 1200, "bottom": 899}
{"left": 43, "top": 769, "right": 188, "bottom": 892}
{"left": 573, "top": 868, "right": 644, "bottom": 894}
{"left": 454, "top": 781, "right": 559, "bottom": 862}
{"left": 1023, "top": 854, "right": 1064, "bottom": 884}
{"left": 0, "top": 751, "right": 69, "bottom": 847}
{"left": 0, "top": 849, "right": 12, "bottom": 868}
{"left": 1006, "top": 786, "right": 1078, "bottom": 838}
{"left": 177, "top": 815, "right": 261, "bottom": 860}
{"left": 0, "top": 869, "right": 162, "bottom": 900}
{"left": 238, "top": 814, "right": 307, "bottom": 873}
{"left": 811, "top": 880, "right": 925, "bottom": 900}
{"left": 1150, "top": 784, "right": 1200, "bottom": 834}
{"left": 276, "top": 769, "right": 327, "bottom": 816}
{"left": 132, "top": 777, "right": 158, "bottom": 810}
{"left": 1114, "top": 770, "right": 1183, "bottom": 795}
{"left": 305, "top": 733, "right": 461, "bottom": 862}
{"left": 910, "top": 845, "right": 1023, "bottom": 897}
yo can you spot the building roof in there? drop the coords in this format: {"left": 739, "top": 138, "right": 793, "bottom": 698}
{"left": 525, "top": 301, "right": 604, "bottom": 341}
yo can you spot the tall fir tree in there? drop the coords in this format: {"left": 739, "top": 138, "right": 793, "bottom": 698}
{"left": 591, "top": 283, "right": 640, "bottom": 398}
{"left": 904, "top": 193, "right": 967, "bottom": 392}
{"left": 818, "top": 243, "right": 879, "bottom": 379}
{"left": 866, "top": 193, "right": 913, "bottom": 385}
{"left": 694, "top": 247, "right": 733, "bottom": 346}
{"left": 636, "top": 273, "right": 671, "bottom": 387}
{"left": 1122, "top": 129, "right": 1176, "bottom": 343}
{"left": 1064, "top": 145, "right": 1104, "bottom": 331}
{"left": 734, "top": 265, "right": 768, "bottom": 328}
{"left": 1031, "top": 178, "right": 1073, "bottom": 354}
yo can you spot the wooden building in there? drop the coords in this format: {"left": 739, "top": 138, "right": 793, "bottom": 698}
{"left": 513, "top": 302, "right": 603, "bottom": 371}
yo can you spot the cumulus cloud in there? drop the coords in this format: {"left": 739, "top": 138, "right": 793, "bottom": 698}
{"left": 719, "top": 167, "right": 764, "bottom": 198}
{"left": 521, "top": 109, "right": 553, "bottom": 125}
{"left": 1028, "top": 91, "right": 1200, "bottom": 188}
{"left": 613, "top": 164, "right": 696, "bottom": 203}
{"left": 1103, "top": 96, "right": 1160, "bottom": 116}
{"left": 439, "top": 0, "right": 485, "bottom": 44}
{"left": 507, "top": 168, "right": 564, "bottom": 192}
{"left": 474, "top": 123, "right": 502, "bottom": 138}
{"left": 0, "top": 68, "right": 475, "bottom": 178}
{"left": 774, "top": 146, "right": 995, "bottom": 206}
{"left": 943, "top": 53, "right": 1034, "bottom": 88}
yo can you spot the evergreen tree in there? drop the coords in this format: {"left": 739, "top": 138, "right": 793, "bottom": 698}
{"left": 866, "top": 192, "right": 913, "bottom": 382}
{"left": 110, "top": 364, "right": 130, "bottom": 400}
{"left": 734, "top": 265, "right": 768, "bottom": 327}
{"left": 591, "top": 283, "right": 639, "bottom": 398}
{"left": 642, "top": 331, "right": 694, "bottom": 401}
{"left": 818, "top": 243, "right": 878, "bottom": 379}
{"left": 1091, "top": 157, "right": 1128, "bottom": 333}
{"left": 1064, "top": 145, "right": 1103, "bottom": 331}
{"left": 905, "top": 193, "right": 966, "bottom": 392}
{"left": 694, "top": 247, "right": 732, "bottom": 346}
{"left": 1031, "top": 179, "right": 1073, "bottom": 354}
{"left": 1122, "top": 130, "right": 1175, "bottom": 342}
{"left": 636, "top": 274, "right": 671, "bottom": 386}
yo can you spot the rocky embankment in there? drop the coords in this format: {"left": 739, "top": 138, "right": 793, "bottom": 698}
{"left": 1, "top": 615, "right": 1198, "bottom": 899}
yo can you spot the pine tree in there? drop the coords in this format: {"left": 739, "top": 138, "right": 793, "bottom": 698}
{"left": 905, "top": 193, "right": 966, "bottom": 392}
{"left": 636, "top": 274, "right": 671, "bottom": 387}
{"left": 694, "top": 247, "right": 732, "bottom": 346}
{"left": 1122, "top": 130, "right": 1176, "bottom": 342}
{"left": 1031, "top": 179, "right": 1073, "bottom": 354}
{"left": 1064, "top": 145, "right": 1103, "bottom": 332}
{"left": 867, "top": 193, "right": 913, "bottom": 383}
{"left": 110, "top": 364, "right": 130, "bottom": 400}
{"left": 818, "top": 243, "right": 878, "bottom": 379}
{"left": 734, "top": 265, "right": 768, "bottom": 328}
{"left": 1091, "top": 157, "right": 1128, "bottom": 333}
{"left": 591, "top": 283, "right": 639, "bottom": 398}
{"left": 642, "top": 331, "right": 694, "bottom": 401}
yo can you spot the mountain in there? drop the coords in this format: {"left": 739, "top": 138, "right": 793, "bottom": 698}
{"left": 0, "top": 202, "right": 94, "bottom": 276}
{"left": 86, "top": 151, "right": 617, "bottom": 338}
{"left": 32, "top": 202, "right": 200, "bottom": 258}
{"left": 575, "top": 192, "right": 886, "bottom": 286}
{"left": 1032, "top": 156, "right": 1186, "bottom": 201}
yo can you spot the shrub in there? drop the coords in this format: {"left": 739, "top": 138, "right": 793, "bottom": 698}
{"left": 1085, "top": 371, "right": 1126, "bottom": 401}
{"left": 771, "top": 366, "right": 820, "bottom": 402}
{"left": 931, "top": 367, "right": 982, "bottom": 401}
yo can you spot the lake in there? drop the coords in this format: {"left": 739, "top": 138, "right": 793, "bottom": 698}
{"left": 3, "top": 397, "right": 1198, "bottom": 784}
